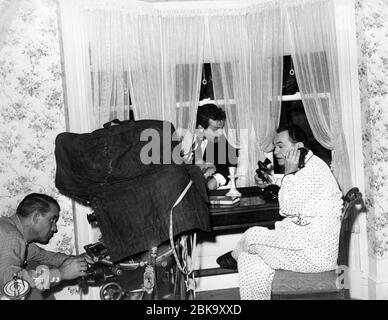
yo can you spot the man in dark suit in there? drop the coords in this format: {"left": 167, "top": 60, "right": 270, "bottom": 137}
{"left": 188, "top": 103, "right": 239, "bottom": 190}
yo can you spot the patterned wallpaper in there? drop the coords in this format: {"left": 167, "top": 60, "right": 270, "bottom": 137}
{"left": 0, "top": 0, "right": 79, "bottom": 299}
{"left": 355, "top": 0, "right": 388, "bottom": 258}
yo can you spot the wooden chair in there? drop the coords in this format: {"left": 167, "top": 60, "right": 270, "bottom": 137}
{"left": 271, "top": 187, "right": 366, "bottom": 300}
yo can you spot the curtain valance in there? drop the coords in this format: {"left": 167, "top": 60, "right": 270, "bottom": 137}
{"left": 77, "top": 0, "right": 288, "bottom": 17}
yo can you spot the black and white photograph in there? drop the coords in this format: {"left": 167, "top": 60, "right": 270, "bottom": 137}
{"left": 0, "top": 0, "right": 386, "bottom": 308}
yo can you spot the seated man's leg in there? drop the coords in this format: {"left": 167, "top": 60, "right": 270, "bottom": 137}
{"left": 238, "top": 252, "right": 274, "bottom": 300}
{"left": 232, "top": 226, "right": 321, "bottom": 300}
{"left": 237, "top": 245, "right": 315, "bottom": 300}
{"left": 231, "top": 226, "right": 263, "bottom": 261}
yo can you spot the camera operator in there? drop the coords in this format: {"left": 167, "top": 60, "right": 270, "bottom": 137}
{"left": 0, "top": 193, "right": 94, "bottom": 299}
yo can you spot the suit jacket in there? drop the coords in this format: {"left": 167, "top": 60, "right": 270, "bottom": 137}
{"left": 201, "top": 136, "right": 239, "bottom": 183}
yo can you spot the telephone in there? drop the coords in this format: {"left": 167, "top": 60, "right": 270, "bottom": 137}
{"left": 256, "top": 158, "right": 279, "bottom": 202}
{"left": 256, "top": 158, "right": 272, "bottom": 184}
{"left": 298, "top": 147, "right": 309, "bottom": 169}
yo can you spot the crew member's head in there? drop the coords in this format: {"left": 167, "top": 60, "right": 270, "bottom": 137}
{"left": 273, "top": 124, "right": 308, "bottom": 166}
{"left": 196, "top": 103, "right": 226, "bottom": 142}
{"left": 16, "top": 193, "right": 60, "bottom": 244}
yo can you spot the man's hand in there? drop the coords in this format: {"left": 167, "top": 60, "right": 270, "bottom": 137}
{"left": 284, "top": 147, "right": 300, "bottom": 174}
{"left": 59, "top": 256, "right": 88, "bottom": 281}
{"left": 206, "top": 177, "right": 218, "bottom": 190}
{"left": 79, "top": 252, "right": 95, "bottom": 265}
{"left": 254, "top": 174, "right": 271, "bottom": 189}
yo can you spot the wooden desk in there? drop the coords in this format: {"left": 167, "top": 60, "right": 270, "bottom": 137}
{"left": 209, "top": 186, "right": 282, "bottom": 231}
{"left": 194, "top": 187, "right": 282, "bottom": 279}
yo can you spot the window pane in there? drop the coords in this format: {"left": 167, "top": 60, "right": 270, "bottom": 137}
{"left": 283, "top": 52, "right": 330, "bottom": 95}
{"left": 175, "top": 107, "right": 190, "bottom": 128}
{"left": 211, "top": 62, "right": 234, "bottom": 100}
{"left": 282, "top": 55, "right": 299, "bottom": 95}
{"left": 90, "top": 71, "right": 132, "bottom": 107}
{"left": 292, "top": 51, "right": 330, "bottom": 94}
{"left": 199, "top": 63, "right": 214, "bottom": 100}
{"left": 176, "top": 64, "right": 194, "bottom": 102}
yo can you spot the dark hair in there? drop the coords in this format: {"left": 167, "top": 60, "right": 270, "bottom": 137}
{"left": 196, "top": 104, "right": 226, "bottom": 129}
{"left": 276, "top": 124, "right": 309, "bottom": 147}
{"left": 16, "top": 193, "right": 60, "bottom": 218}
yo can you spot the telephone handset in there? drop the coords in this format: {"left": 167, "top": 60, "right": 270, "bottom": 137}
{"left": 255, "top": 158, "right": 279, "bottom": 201}
{"left": 298, "top": 147, "right": 309, "bottom": 169}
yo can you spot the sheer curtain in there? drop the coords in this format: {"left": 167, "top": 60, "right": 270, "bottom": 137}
{"left": 207, "top": 13, "right": 251, "bottom": 185}
{"left": 84, "top": 4, "right": 205, "bottom": 153}
{"left": 84, "top": 1, "right": 282, "bottom": 181}
{"left": 86, "top": 7, "right": 130, "bottom": 127}
{"left": 126, "top": 12, "right": 205, "bottom": 147}
{"left": 0, "top": 0, "right": 21, "bottom": 51}
{"left": 208, "top": 5, "right": 283, "bottom": 186}
{"left": 285, "top": 0, "right": 352, "bottom": 193}
{"left": 60, "top": 0, "right": 351, "bottom": 191}
{"left": 248, "top": 5, "right": 283, "bottom": 183}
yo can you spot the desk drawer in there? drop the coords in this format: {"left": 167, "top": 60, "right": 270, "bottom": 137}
{"left": 210, "top": 205, "right": 282, "bottom": 231}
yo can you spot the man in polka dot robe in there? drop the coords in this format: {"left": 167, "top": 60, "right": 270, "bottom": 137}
{"left": 230, "top": 124, "right": 343, "bottom": 300}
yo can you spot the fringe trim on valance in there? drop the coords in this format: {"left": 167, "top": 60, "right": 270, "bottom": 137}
{"left": 76, "top": 0, "right": 284, "bottom": 17}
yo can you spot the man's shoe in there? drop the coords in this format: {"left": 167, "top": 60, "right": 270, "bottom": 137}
{"left": 216, "top": 251, "right": 237, "bottom": 270}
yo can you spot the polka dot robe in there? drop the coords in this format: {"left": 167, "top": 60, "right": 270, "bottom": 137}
{"left": 231, "top": 152, "right": 343, "bottom": 300}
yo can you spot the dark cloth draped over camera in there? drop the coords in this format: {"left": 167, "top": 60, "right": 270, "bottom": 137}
{"left": 55, "top": 119, "right": 182, "bottom": 204}
{"left": 55, "top": 119, "right": 210, "bottom": 262}
{"left": 91, "top": 164, "right": 209, "bottom": 262}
